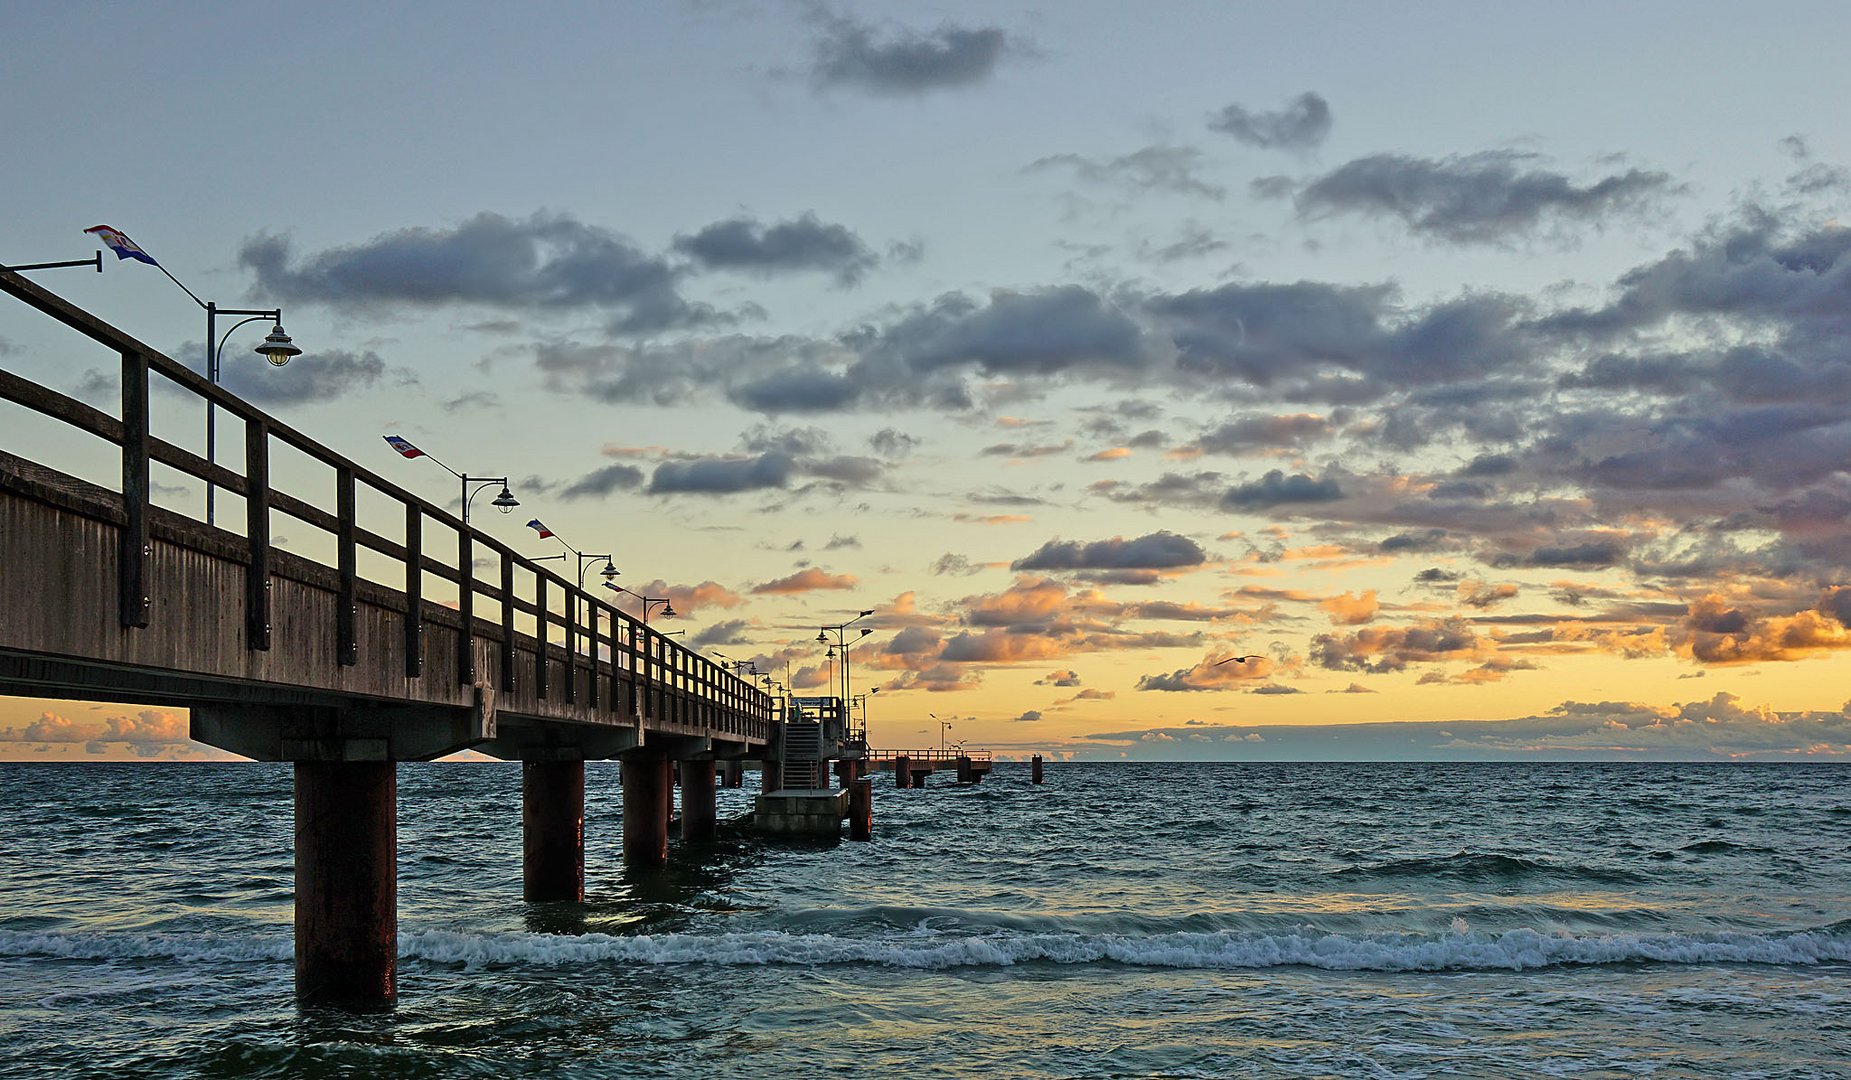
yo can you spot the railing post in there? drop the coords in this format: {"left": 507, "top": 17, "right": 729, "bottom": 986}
{"left": 117, "top": 349, "right": 150, "bottom": 629}
{"left": 336, "top": 466, "right": 357, "bottom": 665}
{"left": 245, "top": 418, "right": 272, "bottom": 651}
{"left": 585, "top": 603, "right": 599, "bottom": 709}
{"left": 500, "top": 555, "right": 516, "bottom": 692}
{"left": 404, "top": 506, "right": 423, "bottom": 678}
{"left": 563, "top": 589, "right": 577, "bottom": 704}
{"left": 534, "top": 573, "right": 548, "bottom": 700}
{"left": 457, "top": 527, "right": 475, "bottom": 685}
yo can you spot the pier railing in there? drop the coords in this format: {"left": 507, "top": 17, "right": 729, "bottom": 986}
{"left": 0, "top": 267, "right": 772, "bottom": 741}
{"left": 868, "top": 748, "right": 993, "bottom": 764}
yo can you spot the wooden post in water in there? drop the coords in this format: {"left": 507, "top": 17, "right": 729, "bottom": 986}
{"left": 1032, "top": 754, "right": 1044, "bottom": 784}
{"left": 522, "top": 760, "right": 585, "bottom": 902}
{"left": 621, "top": 753, "right": 669, "bottom": 866}
{"left": 956, "top": 754, "right": 972, "bottom": 785}
{"left": 849, "top": 777, "right": 872, "bottom": 841}
{"left": 680, "top": 760, "right": 717, "bottom": 842}
{"left": 295, "top": 761, "right": 396, "bottom": 1010}
{"left": 895, "top": 755, "right": 911, "bottom": 789}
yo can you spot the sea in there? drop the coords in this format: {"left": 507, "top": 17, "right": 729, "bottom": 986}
{"left": 2, "top": 761, "right": 1848, "bottom": 1078}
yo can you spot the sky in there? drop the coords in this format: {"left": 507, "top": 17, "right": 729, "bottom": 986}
{"left": 4, "top": 1, "right": 1851, "bottom": 762}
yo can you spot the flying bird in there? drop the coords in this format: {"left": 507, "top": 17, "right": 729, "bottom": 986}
{"left": 1214, "top": 654, "right": 1263, "bottom": 666}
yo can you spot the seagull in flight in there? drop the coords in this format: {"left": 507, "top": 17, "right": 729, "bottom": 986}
{"left": 1214, "top": 654, "right": 1264, "bottom": 666}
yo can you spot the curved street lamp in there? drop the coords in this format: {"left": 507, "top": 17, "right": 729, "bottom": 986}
{"left": 81, "top": 226, "right": 304, "bottom": 527}
{"left": 381, "top": 435, "right": 517, "bottom": 525}
{"left": 605, "top": 583, "right": 674, "bottom": 624}
{"left": 525, "top": 523, "right": 618, "bottom": 588}
{"left": 818, "top": 608, "right": 876, "bottom": 709}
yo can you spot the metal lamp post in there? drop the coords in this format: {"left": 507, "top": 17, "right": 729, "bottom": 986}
{"left": 530, "top": 532, "right": 619, "bottom": 588}
{"left": 80, "top": 226, "right": 302, "bottom": 526}
{"left": 381, "top": 436, "right": 518, "bottom": 525}
{"left": 605, "top": 584, "right": 674, "bottom": 624}
{"left": 817, "top": 609, "right": 875, "bottom": 708}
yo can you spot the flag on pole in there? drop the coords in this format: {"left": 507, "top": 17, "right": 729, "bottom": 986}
{"left": 83, "top": 226, "right": 159, "bottom": 266}
{"left": 382, "top": 434, "right": 425, "bottom": 458}
{"left": 526, "top": 519, "right": 554, "bottom": 539}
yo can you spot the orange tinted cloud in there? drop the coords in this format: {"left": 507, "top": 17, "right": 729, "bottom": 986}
{"left": 1087, "top": 447, "right": 1132, "bottom": 461}
{"left": 751, "top": 568, "right": 859, "bottom": 594}
{"left": 1319, "top": 589, "right": 1379, "bottom": 625}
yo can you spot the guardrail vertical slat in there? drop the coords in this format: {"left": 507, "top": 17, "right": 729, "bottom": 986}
{"left": 500, "top": 555, "right": 516, "bottom": 692}
{"left": 336, "top": 466, "right": 357, "bottom": 665}
{"left": 585, "top": 603, "right": 599, "bottom": 709}
{"left": 534, "top": 573, "right": 548, "bottom": 700}
{"left": 457, "top": 528, "right": 475, "bottom": 685}
{"left": 563, "top": 590, "right": 577, "bottom": 704}
{"left": 118, "top": 349, "right": 150, "bottom": 629}
{"left": 244, "top": 418, "right": 271, "bottom": 651}
{"left": 404, "top": 505, "right": 423, "bottom": 678}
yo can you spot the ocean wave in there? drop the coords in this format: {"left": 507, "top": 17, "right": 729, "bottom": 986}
{"left": 404, "top": 924, "right": 1851, "bottom": 972}
{"left": 1331, "top": 851, "right": 1646, "bottom": 885}
{"left": 6, "top": 924, "right": 1847, "bottom": 975}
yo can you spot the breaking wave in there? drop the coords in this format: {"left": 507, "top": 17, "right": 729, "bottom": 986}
{"left": 5, "top": 922, "right": 1847, "bottom": 974}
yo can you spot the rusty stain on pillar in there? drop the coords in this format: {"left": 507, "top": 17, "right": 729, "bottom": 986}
{"left": 895, "top": 755, "right": 911, "bottom": 789}
{"left": 295, "top": 761, "right": 396, "bottom": 1010}
{"left": 1032, "top": 754, "right": 1044, "bottom": 784}
{"left": 621, "top": 754, "right": 669, "bottom": 866}
{"left": 849, "top": 777, "right": 872, "bottom": 841}
{"left": 680, "top": 760, "right": 717, "bottom": 842}
{"left": 522, "top": 760, "right": 585, "bottom": 902}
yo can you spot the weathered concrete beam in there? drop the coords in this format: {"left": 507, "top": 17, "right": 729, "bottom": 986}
{"left": 192, "top": 691, "right": 494, "bottom": 762}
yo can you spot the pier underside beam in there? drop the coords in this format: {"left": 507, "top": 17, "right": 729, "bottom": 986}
{"left": 523, "top": 760, "right": 585, "bottom": 902}
{"left": 295, "top": 761, "right": 397, "bottom": 1010}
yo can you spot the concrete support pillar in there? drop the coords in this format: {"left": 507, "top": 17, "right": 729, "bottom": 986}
{"left": 295, "top": 761, "right": 396, "bottom": 1010}
{"left": 760, "top": 759, "right": 782, "bottom": 794}
{"left": 956, "top": 755, "right": 972, "bottom": 784}
{"left": 522, "top": 760, "right": 584, "bottom": 902}
{"left": 622, "top": 754, "right": 670, "bottom": 866}
{"left": 722, "top": 761, "right": 743, "bottom": 788}
{"left": 912, "top": 769, "right": 927, "bottom": 789}
{"left": 849, "top": 777, "right": 872, "bottom": 841}
{"left": 1032, "top": 754, "right": 1044, "bottom": 784}
{"left": 679, "top": 760, "right": 717, "bottom": 842}
{"left": 895, "top": 755, "right": 911, "bottom": 789}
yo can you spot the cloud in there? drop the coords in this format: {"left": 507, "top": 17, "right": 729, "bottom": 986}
{"left": 1311, "top": 618, "right": 1488, "bottom": 674}
{"left": 1293, "top": 151, "right": 1676, "bottom": 244}
{"left": 2, "top": 709, "right": 192, "bottom": 757}
{"left": 1206, "top": 91, "right": 1332, "bottom": 150}
{"left": 1014, "top": 710, "right": 1043, "bottom": 722}
{"left": 1027, "top": 145, "right": 1225, "bottom": 200}
{"left": 688, "top": 618, "right": 754, "bottom": 650}
{"left": 1190, "top": 413, "right": 1334, "bottom": 455}
{"left": 1076, "top": 692, "right": 1851, "bottom": 760}
{"left": 240, "top": 212, "right": 719, "bottom": 334}
{"left": 1035, "top": 669, "right": 1082, "bottom": 687}
{"left": 1011, "top": 530, "right": 1207, "bottom": 572}
{"left": 866, "top": 285, "right": 1149, "bottom": 377}
{"left": 673, "top": 213, "right": 880, "bottom": 285}
{"left": 1222, "top": 470, "right": 1343, "bottom": 510}
{"left": 560, "top": 463, "right": 645, "bottom": 500}
{"left": 751, "top": 568, "right": 858, "bottom": 594}
{"left": 807, "top": 13, "right": 1024, "bottom": 95}
{"left": 1319, "top": 590, "right": 1379, "bottom": 625}
{"left": 648, "top": 453, "right": 796, "bottom": 495}
{"left": 217, "top": 348, "right": 403, "bottom": 406}
{"left": 1136, "top": 653, "right": 1275, "bottom": 692}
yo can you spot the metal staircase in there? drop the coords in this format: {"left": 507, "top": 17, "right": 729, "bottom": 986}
{"left": 781, "top": 722, "right": 824, "bottom": 788}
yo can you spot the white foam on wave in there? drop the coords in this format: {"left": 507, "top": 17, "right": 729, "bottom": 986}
{"left": 401, "top": 925, "right": 1851, "bottom": 973}
{"left": 4, "top": 925, "right": 1847, "bottom": 974}
{"left": 0, "top": 929, "right": 291, "bottom": 964}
